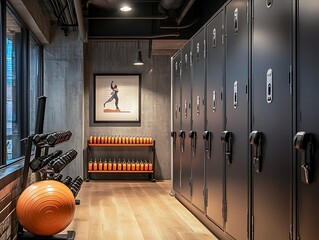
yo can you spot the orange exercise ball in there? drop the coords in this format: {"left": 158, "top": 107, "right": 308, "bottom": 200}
{"left": 16, "top": 180, "right": 75, "bottom": 236}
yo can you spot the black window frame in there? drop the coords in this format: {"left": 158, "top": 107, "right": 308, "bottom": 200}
{"left": 0, "top": 1, "right": 43, "bottom": 167}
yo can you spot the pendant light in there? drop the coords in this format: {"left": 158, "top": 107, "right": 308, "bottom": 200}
{"left": 134, "top": 40, "right": 144, "bottom": 66}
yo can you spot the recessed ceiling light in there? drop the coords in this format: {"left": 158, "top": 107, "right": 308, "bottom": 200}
{"left": 120, "top": 6, "right": 132, "bottom": 12}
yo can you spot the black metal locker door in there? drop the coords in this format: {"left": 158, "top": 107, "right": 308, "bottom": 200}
{"left": 296, "top": 1, "right": 319, "bottom": 239}
{"left": 252, "top": 0, "right": 292, "bottom": 239}
{"left": 224, "top": 1, "right": 249, "bottom": 239}
{"left": 180, "top": 43, "right": 192, "bottom": 201}
{"left": 206, "top": 10, "right": 225, "bottom": 229}
{"left": 172, "top": 52, "right": 182, "bottom": 193}
{"left": 191, "top": 29, "right": 206, "bottom": 211}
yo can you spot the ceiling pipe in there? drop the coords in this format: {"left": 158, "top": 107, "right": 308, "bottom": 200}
{"left": 160, "top": 0, "right": 184, "bottom": 9}
{"left": 176, "top": 0, "right": 196, "bottom": 25}
{"left": 160, "top": 18, "right": 197, "bottom": 29}
{"left": 85, "top": 16, "right": 168, "bottom": 20}
{"left": 73, "top": 0, "right": 87, "bottom": 42}
{"left": 88, "top": 33, "right": 180, "bottom": 40}
{"left": 158, "top": 0, "right": 184, "bottom": 15}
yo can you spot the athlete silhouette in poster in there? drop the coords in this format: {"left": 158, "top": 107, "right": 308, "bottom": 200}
{"left": 103, "top": 81, "right": 119, "bottom": 110}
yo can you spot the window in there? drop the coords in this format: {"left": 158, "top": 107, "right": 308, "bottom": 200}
{"left": 0, "top": 4, "right": 43, "bottom": 166}
{"left": 6, "top": 8, "right": 22, "bottom": 163}
{"left": 29, "top": 38, "right": 40, "bottom": 135}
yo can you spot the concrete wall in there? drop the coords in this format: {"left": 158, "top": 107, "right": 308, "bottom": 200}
{"left": 43, "top": 33, "right": 171, "bottom": 179}
{"left": 84, "top": 41, "right": 171, "bottom": 179}
{"left": 43, "top": 30, "right": 83, "bottom": 178}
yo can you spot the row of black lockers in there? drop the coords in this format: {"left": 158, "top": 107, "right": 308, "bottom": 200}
{"left": 171, "top": 0, "right": 319, "bottom": 240}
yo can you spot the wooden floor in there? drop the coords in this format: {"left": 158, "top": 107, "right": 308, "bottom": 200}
{"left": 63, "top": 180, "right": 218, "bottom": 240}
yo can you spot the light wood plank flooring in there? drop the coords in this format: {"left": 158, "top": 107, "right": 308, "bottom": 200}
{"left": 63, "top": 180, "right": 218, "bottom": 240}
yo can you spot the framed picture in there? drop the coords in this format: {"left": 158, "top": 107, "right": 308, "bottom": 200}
{"left": 94, "top": 74, "right": 141, "bottom": 123}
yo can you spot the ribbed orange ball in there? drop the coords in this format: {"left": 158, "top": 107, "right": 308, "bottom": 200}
{"left": 16, "top": 180, "right": 75, "bottom": 236}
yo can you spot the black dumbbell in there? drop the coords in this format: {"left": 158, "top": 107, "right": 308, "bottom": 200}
{"left": 62, "top": 176, "right": 73, "bottom": 187}
{"left": 32, "top": 132, "right": 52, "bottom": 146}
{"left": 53, "top": 174, "right": 63, "bottom": 182}
{"left": 70, "top": 176, "right": 83, "bottom": 197}
{"left": 50, "top": 149, "right": 77, "bottom": 173}
{"left": 30, "top": 150, "right": 63, "bottom": 171}
{"left": 47, "top": 131, "right": 72, "bottom": 146}
{"left": 71, "top": 176, "right": 83, "bottom": 189}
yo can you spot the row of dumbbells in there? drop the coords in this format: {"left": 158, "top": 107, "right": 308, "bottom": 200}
{"left": 32, "top": 131, "right": 72, "bottom": 147}
{"left": 30, "top": 149, "right": 78, "bottom": 173}
{"left": 53, "top": 174, "right": 84, "bottom": 197}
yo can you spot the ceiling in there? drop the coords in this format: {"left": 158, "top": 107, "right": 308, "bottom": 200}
{"left": 43, "top": 0, "right": 226, "bottom": 55}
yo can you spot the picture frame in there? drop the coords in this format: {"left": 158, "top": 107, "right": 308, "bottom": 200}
{"left": 94, "top": 74, "right": 141, "bottom": 123}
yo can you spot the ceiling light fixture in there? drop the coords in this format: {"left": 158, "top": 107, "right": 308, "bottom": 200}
{"left": 120, "top": 6, "right": 132, "bottom": 12}
{"left": 134, "top": 40, "right": 144, "bottom": 66}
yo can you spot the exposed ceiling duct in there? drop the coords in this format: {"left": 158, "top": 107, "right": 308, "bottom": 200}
{"left": 85, "top": 16, "right": 168, "bottom": 20}
{"left": 89, "top": 33, "right": 180, "bottom": 40}
{"left": 42, "top": 0, "right": 221, "bottom": 41}
{"left": 176, "top": 0, "right": 196, "bottom": 24}
{"left": 49, "top": 0, "right": 78, "bottom": 35}
{"left": 158, "top": 0, "right": 185, "bottom": 15}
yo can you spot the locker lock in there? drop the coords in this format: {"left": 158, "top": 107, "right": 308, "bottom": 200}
{"left": 171, "top": 131, "right": 177, "bottom": 152}
{"left": 171, "top": 131, "right": 176, "bottom": 138}
{"left": 179, "top": 130, "right": 185, "bottom": 139}
{"left": 249, "top": 131, "right": 263, "bottom": 173}
{"left": 294, "top": 132, "right": 314, "bottom": 184}
{"left": 221, "top": 131, "right": 233, "bottom": 165}
{"left": 203, "top": 131, "right": 212, "bottom": 159}
{"left": 179, "top": 130, "right": 185, "bottom": 153}
{"left": 189, "top": 130, "right": 197, "bottom": 156}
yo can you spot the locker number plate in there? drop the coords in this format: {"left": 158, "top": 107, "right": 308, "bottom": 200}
{"left": 212, "top": 90, "right": 216, "bottom": 112}
{"left": 197, "top": 96, "right": 200, "bottom": 115}
{"left": 266, "top": 68, "right": 273, "bottom": 103}
{"left": 233, "top": 81, "right": 238, "bottom": 108}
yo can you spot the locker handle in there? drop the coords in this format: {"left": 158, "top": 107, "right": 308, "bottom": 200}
{"left": 249, "top": 131, "right": 263, "bottom": 173}
{"left": 293, "top": 132, "right": 314, "bottom": 184}
{"left": 179, "top": 130, "right": 185, "bottom": 138}
{"left": 171, "top": 131, "right": 176, "bottom": 151}
{"left": 221, "top": 131, "right": 232, "bottom": 164}
{"left": 179, "top": 130, "right": 185, "bottom": 153}
{"left": 266, "top": 0, "right": 273, "bottom": 8}
{"left": 189, "top": 130, "right": 197, "bottom": 156}
{"left": 203, "top": 131, "right": 212, "bottom": 159}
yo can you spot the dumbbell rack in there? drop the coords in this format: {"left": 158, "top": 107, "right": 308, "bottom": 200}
{"left": 17, "top": 132, "right": 78, "bottom": 240}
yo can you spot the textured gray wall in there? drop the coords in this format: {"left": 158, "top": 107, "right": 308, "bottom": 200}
{"left": 84, "top": 41, "right": 171, "bottom": 179}
{"left": 43, "top": 30, "right": 83, "bottom": 178}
